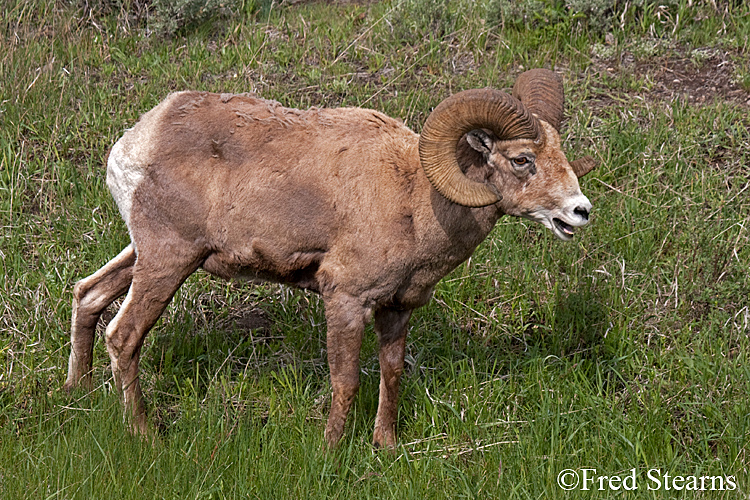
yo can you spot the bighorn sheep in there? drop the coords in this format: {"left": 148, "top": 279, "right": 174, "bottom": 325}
{"left": 64, "top": 69, "right": 596, "bottom": 448}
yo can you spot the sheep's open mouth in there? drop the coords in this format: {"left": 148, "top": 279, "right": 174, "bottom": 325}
{"left": 553, "top": 218, "right": 575, "bottom": 237}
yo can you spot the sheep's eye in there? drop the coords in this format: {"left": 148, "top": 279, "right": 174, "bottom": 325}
{"left": 512, "top": 156, "right": 534, "bottom": 168}
{"left": 511, "top": 155, "right": 536, "bottom": 176}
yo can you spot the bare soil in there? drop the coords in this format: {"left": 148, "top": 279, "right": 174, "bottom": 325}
{"left": 640, "top": 53, "right": 749, "bottom": 106}
{"left": 590, "top": 45, "right": 750, "bottom": 107}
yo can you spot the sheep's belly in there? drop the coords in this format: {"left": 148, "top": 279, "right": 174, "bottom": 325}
{"left": 202, "top": 248, "right": 324, "bottom": 293}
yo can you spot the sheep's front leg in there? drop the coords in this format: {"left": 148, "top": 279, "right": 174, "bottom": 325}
{"left": 323, "top": 294, "right": 367, "bottom": 448}
{"left": 372, "top": 308, "right": 411, "bottom": 449}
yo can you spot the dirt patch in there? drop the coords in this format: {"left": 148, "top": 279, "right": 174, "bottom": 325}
{"left": 231, "top": 306, "right": 272, "bottom": 333}
{"left": 590, "top": 46, "right": 750, "bottom": 107}
{"left": 639, "top": 53, "right": 749, "bottom": 106}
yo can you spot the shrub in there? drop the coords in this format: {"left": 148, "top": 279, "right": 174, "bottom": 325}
{"left": 489, "top": 0, "right": 692, "bottom": 35}
{"left": 387, "top": 0, "right": 471, "bottom": 45}
{"left": 148, "top": 0, "right": 242, "bottom": 36}
{"left": 75, "top": 0, "right": 265, "bottom": 36}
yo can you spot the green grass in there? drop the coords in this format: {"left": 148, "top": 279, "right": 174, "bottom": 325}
{"left": 1, "top": 0, "right": 749, "bottom": 498}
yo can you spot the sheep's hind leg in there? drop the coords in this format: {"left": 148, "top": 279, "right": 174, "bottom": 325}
{"left": 372, "top": 308, "right": 411, "bottom": 450}
{"left": 64, "top": 244, "right": 136, "bottom": 392}
{"left": 104, "top": 240, "right": 202, "bottom": 435}
{"left": 323, "top": 293, "right": 368, "bottom": 448}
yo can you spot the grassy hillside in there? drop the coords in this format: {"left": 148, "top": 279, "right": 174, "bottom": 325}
{"left": 1, "top": 0, "right": 749, "bottom": 497}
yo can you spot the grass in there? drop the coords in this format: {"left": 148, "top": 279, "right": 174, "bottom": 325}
{"left": 1, "top": 0, "right": 749, "bottom": 497}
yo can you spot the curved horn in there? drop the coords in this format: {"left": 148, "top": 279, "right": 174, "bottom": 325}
{"left": 419, "top": 89, "right": 539, "bottom": 207}
{"left": 570, "top": 155, "right": 598, "bottom": 178}
{"left": 512, "top": 69, "right": 565, "bottom": 132}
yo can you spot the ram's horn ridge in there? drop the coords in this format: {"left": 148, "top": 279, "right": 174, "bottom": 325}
{"left": 512, "top": 69, "right": 565, "bottom": 132}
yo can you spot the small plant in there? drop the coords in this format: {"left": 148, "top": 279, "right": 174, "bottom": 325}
{"left": 689, "top": 47, "right": 715, "bottom": 65}
{"left": 592, "top": 41, "right": 617, "bottom": 59}
{"left": 733, "top": 64, "right": 750, "bottom": 92}
{"left": 630, "top": 37, "right": 662, "bottom": 57}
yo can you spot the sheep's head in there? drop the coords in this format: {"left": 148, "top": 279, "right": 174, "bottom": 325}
{"left": 419, "top": 69, "right": 596, "bottom": 241}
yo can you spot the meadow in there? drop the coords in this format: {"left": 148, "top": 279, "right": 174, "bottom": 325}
{"left": 1, "top": 0, "right": 749, "bottom": 497}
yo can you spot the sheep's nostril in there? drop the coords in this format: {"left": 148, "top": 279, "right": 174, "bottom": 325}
{"left": 574, "top": 206, "right": 590, "bottom": 221}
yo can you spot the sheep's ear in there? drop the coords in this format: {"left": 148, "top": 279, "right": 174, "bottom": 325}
{"left": 570, "top": 156, "right": 598, "bottom": 178}
{"left": 466, "top": 130, "right": 493, "bottom": 158}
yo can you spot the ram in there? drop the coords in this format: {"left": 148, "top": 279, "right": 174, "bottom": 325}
{"left": 64, "top": 69, "right": 596, "bottom": 448}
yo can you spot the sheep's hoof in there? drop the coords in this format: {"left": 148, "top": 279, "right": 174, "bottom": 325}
{"left": 62, "top": 374, "right": 92, "bottom": 393}
{"left": 372, "top": 430, "right": 397, "bottom": 453}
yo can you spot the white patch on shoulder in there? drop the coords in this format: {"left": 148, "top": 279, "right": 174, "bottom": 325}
{"left": 106, "top": 92, "right": 185, "bottom": 228}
